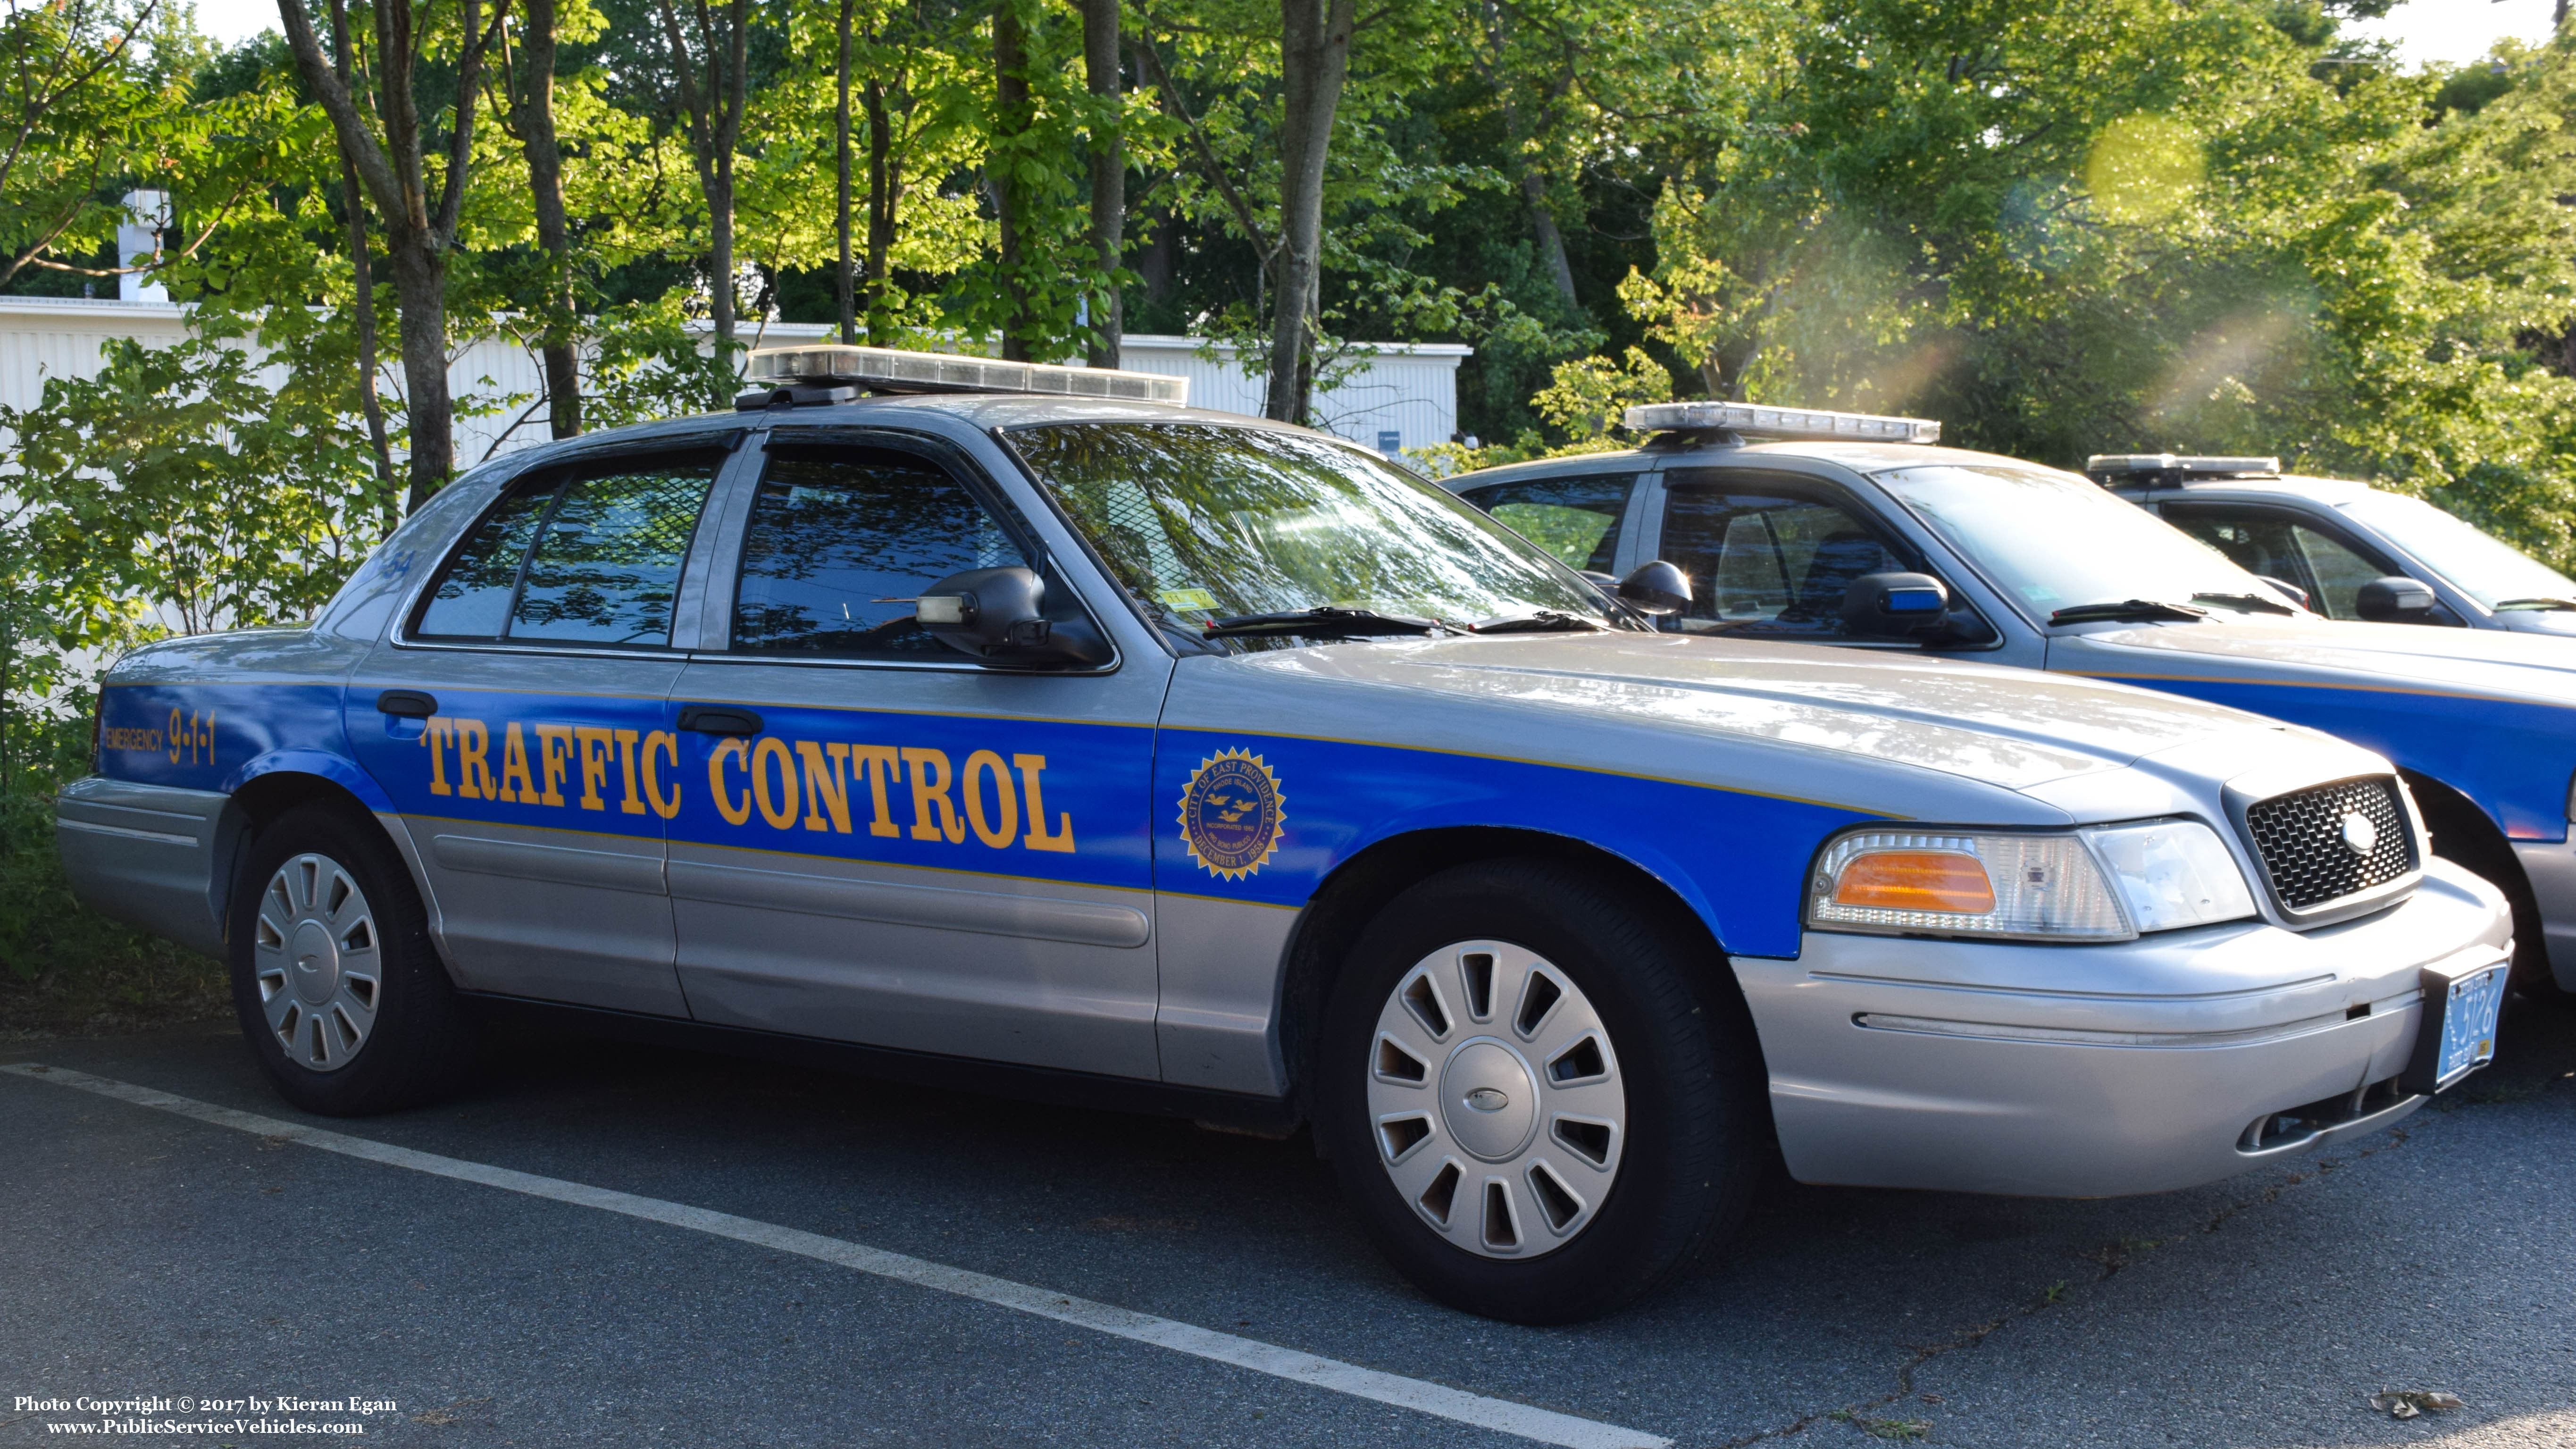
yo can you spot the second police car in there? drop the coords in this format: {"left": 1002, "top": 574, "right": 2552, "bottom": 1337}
{"left": 58, "top": 354, "right": 2510, "bottom": 1323}
{"left": 1454, "top": 402, "right": 2576, "bottom": 1009}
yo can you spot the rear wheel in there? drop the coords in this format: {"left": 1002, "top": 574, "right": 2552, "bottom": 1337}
{"left": 227, "top": 802, "right": 478, "bottom": 1114}
{"left": 1318, "top": 860, "right": 1765, "bottom": 1323}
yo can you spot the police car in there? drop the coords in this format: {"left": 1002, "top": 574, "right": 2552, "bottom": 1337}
{"left": 2089, "top": 453, "right": 2576, "bottom": 636}
{"left": 58, "top": 357, "right": 2510, "bottom": 1324}
{"left": 1453, "top": 402, "right": 2576, "bottom": 1008}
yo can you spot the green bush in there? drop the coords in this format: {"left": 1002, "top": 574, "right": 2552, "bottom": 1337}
{"left": 0, "top": 695, "right": 226, "bottom": 1034}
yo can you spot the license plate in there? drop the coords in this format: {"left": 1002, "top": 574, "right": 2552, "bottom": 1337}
{"left": 2428, "top": 962, "right": 2508, "bottom": 1091}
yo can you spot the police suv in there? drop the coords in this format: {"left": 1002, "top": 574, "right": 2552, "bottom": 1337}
{"left": 60, "top": 356, "right": 2510, "bottom": 1323}
{"left": 1454, "top": 402, "right": 2576, "bottom": 1009}
{"left": 2089, "top": 453, "right": 2576, "bottom": 637}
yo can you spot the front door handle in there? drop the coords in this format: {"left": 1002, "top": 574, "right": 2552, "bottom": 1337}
{"left": 377, "top": 689, "right": 438, "bottom": 718}
{"left": 677, "top": 704, "right": 763, "bottom": 736}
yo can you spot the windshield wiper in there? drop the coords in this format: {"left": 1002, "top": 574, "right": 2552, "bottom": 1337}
{"left": 2494, "top": 597, "right": 2576, "bottom": 612}
{"left": 2190, "top": 591, "right": 2297, "bottom": 616}
{"left": 2048, "top": 598, "right": 2210, "bottom": 625}
{"left": 1468, "top": 611, "right": 1613, "bottom": 635}
{"left": 1201, "top": 606, "right": 1446, "bottom": 640}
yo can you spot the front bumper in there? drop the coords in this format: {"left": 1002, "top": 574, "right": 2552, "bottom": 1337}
{"left": 1735, "top": 858, "right": 2510, "bottom": 1198}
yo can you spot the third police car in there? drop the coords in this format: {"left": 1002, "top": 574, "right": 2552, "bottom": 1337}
{"left": 59, "top": 358, "right": 2509, "bottom": 1323}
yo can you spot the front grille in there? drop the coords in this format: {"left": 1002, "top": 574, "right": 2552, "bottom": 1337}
{"left": 2242, "top": 775, "right": 2417, "bottom": 912}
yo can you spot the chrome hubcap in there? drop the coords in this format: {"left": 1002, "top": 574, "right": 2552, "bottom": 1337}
{"left": 1366, "top": 940, "right": 1626, "bottom": 1258}
{"left": 253, "top": 853, "right": 381, "bottom": 1072}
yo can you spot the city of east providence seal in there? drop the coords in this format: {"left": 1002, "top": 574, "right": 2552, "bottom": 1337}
{"left": 1178, "top": 748, "right": 1285, "bottom": 880}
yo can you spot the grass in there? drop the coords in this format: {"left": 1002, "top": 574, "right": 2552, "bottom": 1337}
{"left": 0, "top": 766, "right": 230, "bottom": 1039}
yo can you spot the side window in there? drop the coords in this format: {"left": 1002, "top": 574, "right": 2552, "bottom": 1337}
{"left": 2292, "top": 523, "right": 2395, "bottom": 621}
{"left": 1458, "top": 475, "right": 1633, "bottom": 574}
{"left": 2161, "top": 509, "right": 2310, "bottom": 598}
{"left": 1658, "top": 471, "right": 1933, "bottom": 640}
{"left": 414, "top": 452, "right": 723, "bottom": 646}
{"left": 2162, "top": 505, "right": 2396, "bottom": 619}
{"left": 730, "top": 446, "right": 1034, "bottom": 658}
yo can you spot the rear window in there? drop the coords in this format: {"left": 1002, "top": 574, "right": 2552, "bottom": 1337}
{"left": 413, "top": 452, "right": 725, "bottom": 647}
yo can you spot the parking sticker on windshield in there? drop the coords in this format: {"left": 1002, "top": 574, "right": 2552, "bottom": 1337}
{"left": 1179, "top": 749, "right": 1285, "bottom": 880}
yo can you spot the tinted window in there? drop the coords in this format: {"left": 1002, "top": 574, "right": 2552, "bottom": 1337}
{"left": 1011, "top": 423, "right": 1613, "bottom": 646}
{"left": 415, "top": 483, "right": 553, "bottom": 637}
{"left": 413, "top": 453, "right": 721, "bottom": 646}
{"left": 1658, "top": 473, "right": 1923, "bottom": 640}
{"left": 1460, "top": 475, "right": 1632, "bottom": 573}
{"left": 2161, "top": 506, "right": 2392, "bottom": 619}
{"left": 731, "top": 448, "right": 1032, "bottom": 657}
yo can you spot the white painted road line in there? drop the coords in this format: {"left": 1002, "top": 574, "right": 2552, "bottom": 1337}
{"left": 2, "top": 1063, "right": 1668, "bottom": 1449}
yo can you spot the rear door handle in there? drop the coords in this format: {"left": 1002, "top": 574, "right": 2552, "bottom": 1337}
{"left": 377, "top": 689, "right": 437, "bottom": 718}
{"left": 677, "top": 704, "right": 763, "bottom": 736}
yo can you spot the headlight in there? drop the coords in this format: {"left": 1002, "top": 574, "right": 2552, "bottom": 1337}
{"left": 1806, "top": 819, "right": 2256, "bottom": 942}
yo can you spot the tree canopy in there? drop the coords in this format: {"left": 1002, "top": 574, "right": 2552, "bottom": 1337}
{"left": 4, "top": 0, "right": 2576, "bottom": 717}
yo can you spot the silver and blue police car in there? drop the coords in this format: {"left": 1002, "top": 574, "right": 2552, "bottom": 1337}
{"left": 58, "top": 354, "right": 2510, "bottom": 1323}
{"left": 2088, "top": 452, "right": 2576, "bottom": 637}
{"left": 1453, "top": 402, "right": 2576, "bottom": 1010}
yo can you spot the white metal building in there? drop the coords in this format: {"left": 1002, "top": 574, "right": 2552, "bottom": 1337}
{"left": 0, "top": 297, "right": 1469, "bottom": 463}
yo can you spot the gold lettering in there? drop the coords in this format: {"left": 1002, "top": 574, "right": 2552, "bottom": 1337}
{"left": 851, "top": 745, "right": 903, "bottom": 838}
{"left": 797, "top": 741, "right": 853, "bottom": 833}
{"left": 708, "top": 737, "right": 752, "bottom": 826}
{"left": 642, "top": 731, "right": 682, "bottom": 818}
{"left": 497, "top": 723, "right": 537, "bottom": 804}
{"left": 573, "top": 727, "right": 614, "bottom": 811}
{"left": 422, "top": 717, "right": 455, "bottom": 797}
{"left": 167, "top": 707, "right": 182, "bottom": 765}
{"left": 901, "top": 746, "right": 965, "bottom": 843}
{"left": 1014, "top": 754, "right": 1075, "bottom": 853}
{"left": 533, "top": 725, "right": 575, "bottom": 807}
{"left": 751, "top": 737, "right": 801, "bottom": 830}
{"left": 614, "top": 729, "right": 646, "bottom": 816}
{"left": 455, "top": 718, "right": 493, "bottom": 800}
{"left": 962, "top": 749, "right": 1019, "bottom": 848}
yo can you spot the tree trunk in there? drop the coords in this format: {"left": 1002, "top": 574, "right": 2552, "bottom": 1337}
{"left": 328, "top": 0, "right": 396, "bottom": 498}
{"left": 276, "top": 0, "right": 507, "bottom": 510}
{"left": 863, "top": 78, "right": 899, "bottom": 339}
{"left": 655, "top": 0, "right": 750, "bottom": 357}
{"left": 1265, "top": 0, "right": 1356, "bottom": 425}
{"left": 516, "top": 0, "right": 580, "bottom": 437}
{"left": 1081, "top": 0, "right": 1122, "bottom": 369}
{"left": 990, "top": 0, "right": 1032, "bottom": 361}
{"left": 386, "top": 235, "right": 453, "bottom": 507}
{"left": 1519, "top": 166, "right": 1578, "bottom": 307}
{"left": 835, "top": 0, "right": 856, "bottom": 344}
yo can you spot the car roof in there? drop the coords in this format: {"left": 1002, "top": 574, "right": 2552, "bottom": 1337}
{"left": 1447, "top": 438, "right": 2060, "bottom": 490}
{"left": 482, "top": 393, "right": 1325, "bottom": 477}
{"left": 2137, "top": 474, "right": 2388, "bottom": 506}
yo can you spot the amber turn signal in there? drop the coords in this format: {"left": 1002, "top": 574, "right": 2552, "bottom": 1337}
{"left": 1832, "top": 851, "right": 1997, "bottom": 914}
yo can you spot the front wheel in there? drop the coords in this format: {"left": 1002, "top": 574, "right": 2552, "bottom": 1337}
{"left": 227, "top": 802, "right": 478, "bottom": 1115}
{"left": 1318, "top": 860, "right": 1766, "bottom": 1323}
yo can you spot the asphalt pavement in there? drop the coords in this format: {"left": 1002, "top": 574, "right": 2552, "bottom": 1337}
{"left": 2, "top": 993, "right": 2571, "bottom": 1448}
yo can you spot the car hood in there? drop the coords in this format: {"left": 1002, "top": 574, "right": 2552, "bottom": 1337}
{"left": 1238, "top": 631, "right": 2290, "bottom": 792}
{"left": 2059, "top": 616, "right": 2576, "bottom": 705}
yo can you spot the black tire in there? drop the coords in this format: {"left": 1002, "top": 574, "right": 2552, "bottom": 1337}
{"left": 227, "top": 800, "right": 479, "bottom": 1114}
{"left": 1316, "top": 859, "right": 1766, "bottom": 1323}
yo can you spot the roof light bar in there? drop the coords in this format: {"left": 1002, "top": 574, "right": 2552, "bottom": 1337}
{"left": 1623, "top": 401, "right": 1941, "bottom": 445}
{"left": 744, "top": 344, "right": 1189, "bottom": 406}
{"left": 2085, "top": 453, "right": 2280, "bottom": 481}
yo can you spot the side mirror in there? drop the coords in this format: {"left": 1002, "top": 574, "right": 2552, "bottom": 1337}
{"left": 1841, "top": 571, "right": 1951, "bottom": 637}
{"left": 916, "top": 566, "right": 1112, "bottom": 667}
{"left": 2355, "top": 575, "right": 2435, "bottom": 623}
{"left": 1615, "top": 560, "right": 1692, "bottom": 617}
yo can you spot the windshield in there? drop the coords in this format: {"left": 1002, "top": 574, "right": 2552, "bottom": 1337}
{"left": 1009, "top": 423, "right": 1619, "bottom": 644}
{"left": 2336, "top": 489, "right": 2576, "bottom": 610}
{"left": 1875, "top": 463, "right": 2300, "bottom": 620}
